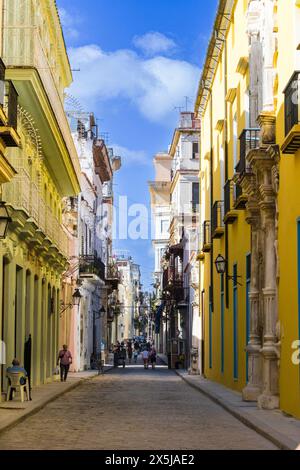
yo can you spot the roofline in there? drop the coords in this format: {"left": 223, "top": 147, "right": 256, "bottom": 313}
{"left": 194, "top": 0, "right": 235, "bottom": 117}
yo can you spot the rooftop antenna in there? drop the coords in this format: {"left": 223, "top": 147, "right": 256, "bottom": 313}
{"left": 184, "top": 96, "right": 192, "bottom": 112}
{"left": 174, "top": 105, "right": 184, "bottom": 114}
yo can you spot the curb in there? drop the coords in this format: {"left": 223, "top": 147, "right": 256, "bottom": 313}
{"left": 175, "top": 370, "right": 296, "bottom": 451}
{"left": 0, "top": 366, "right": 114, "bottom": 437}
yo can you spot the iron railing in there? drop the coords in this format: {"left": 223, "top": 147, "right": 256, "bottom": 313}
{"left": 7, "top": 82, "right": 18, "bottom": 129}
{"left": 79, "top": 255, "right": 106, "bottom": 281}
{"left": 236, "top": 128, "right": 260, "bottom": 174}
{"left": 284, "top": 72, "right": 300, "bottom": 135}
{"left": 212, "top": 201, "right": 224, "bottom": 235}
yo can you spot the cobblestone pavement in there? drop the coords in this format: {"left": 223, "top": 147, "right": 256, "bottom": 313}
{"left": 0, "top": 361, "right": 277, "bottom": 450}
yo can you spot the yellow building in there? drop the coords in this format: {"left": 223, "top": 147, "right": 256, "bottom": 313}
{"left": 0, "top": 0, "right": 80, "bottom": 399}
{"left": 196, "top": 0, "right": 300, "bottom": 419}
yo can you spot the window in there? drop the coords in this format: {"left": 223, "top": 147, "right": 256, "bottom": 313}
{"left": 246, "top": 254, "right": 251, "bottom": 382}
{"left": 233, "top": 114, "right": 238, "bottom": 172}
{"left": 192, "top": 183, "right": 199, "bottom": 213}
{"left": 221, "top": 274, "right": 225, "bottom": 374}
{"left": 209, "top": 285, "right": 213, "bottom": 370}
{"left": 233, "top": 264, "right": 238, "bottom": 380}
{"left": 192, "top": 142, "right": 199, "bottom": 159}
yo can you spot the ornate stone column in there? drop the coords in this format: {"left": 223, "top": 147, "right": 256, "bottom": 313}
{"left": 243, "top": 203, "right": 262, "bottom": 401}
{"left": 258, "top": 202, "right": 279, "bottom": 409}
{"left": 256, "top": 113, "right": 280, "bottom": 409}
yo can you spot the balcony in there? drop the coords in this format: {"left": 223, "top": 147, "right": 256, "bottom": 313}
{"left": 224, "top": 180, "right": 238, "bottom": 224}
{"left": 202, "top": 221, "right": 211, "bottom": 253}
{"left": 2, "top": 171, "right": 69, "bottom": 258}
{"left": 106, "top": 263, "right": 121, "bottom": 291}
{"left": 236, "top": 128, "right": 260, "bottom": 175}
{"left": 79, "top": 255, "right": 106, "bottom": 282}
{"left": 0, "top": 60, "right": 20, "bottom": 148}
{"left": 233, "top": 182, "right": 247, "bottom": 210}
{"left": 212, "top": 201, "right": 225, "bottom": 239}
{"left": 282, "top": 72, "right": 300, "bottom": 154}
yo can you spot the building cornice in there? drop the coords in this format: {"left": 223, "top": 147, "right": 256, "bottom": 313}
{"left": 194, "top": 0, "right": 235, "bottom": 117}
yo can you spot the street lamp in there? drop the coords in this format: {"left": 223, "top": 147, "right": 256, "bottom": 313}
{"left": 215, "top": 254, "right": 227, "bottom": 275}
{"left": 214, "top": 254, "right": 242, "bottom": 285}
{"left": 60, "top": 288, "right": 82, "bottom": 316}
{"left": 0, "top": 201, "right": 12, "bottom": 239}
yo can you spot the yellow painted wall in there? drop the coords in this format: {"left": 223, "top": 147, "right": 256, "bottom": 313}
{"left": 276, "top": 0, "right": 300, "bottom": 419}
{"left": 200, "top": 0, "right": 251, "bottom": 393}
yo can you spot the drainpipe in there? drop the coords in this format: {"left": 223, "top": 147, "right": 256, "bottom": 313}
{"left": 224, "top": 33, "right": 230, "bottom": 309}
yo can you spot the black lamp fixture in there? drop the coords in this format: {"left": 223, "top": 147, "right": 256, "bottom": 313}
{"left": 214, "top": 254, "right": 242, "bottom": 285}
{"left": 0, "top": 201, "right": 12, "bottom": 239}
{"left": 72, "top": 288, "right": 82, "bottom": 307}
{"left": 60, "top": 288, "right": 82, "bottom": 316}
{"left": 215, "top": 254, "right": 227, "bottom": 275}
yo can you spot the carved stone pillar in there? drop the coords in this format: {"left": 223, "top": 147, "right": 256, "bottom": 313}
{"left": 258, "top": 205, "right": 279, "bottom": 409}
{"left": 256, "top": 113, "right": 279, "bottom": 409}
{"left": 243, "top": 207, "right": 262, "bottom": 401}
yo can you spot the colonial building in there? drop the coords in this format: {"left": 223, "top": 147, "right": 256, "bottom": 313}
{"left": 0, "top": 0, "right": 81, "bottom": 398}
{"left": 148, "top": 153, "right": 172, "bottom": 351}
{"left": 195, "top": 0, "right": 300, "bottom": 419}
{"left": 114, "top": 251, "right": 142, "bottom": 343}
{"left": 61, "top": 114, "right": 121, "bottom": 370}
{"left": 153, "top": 112, "right": 200, "bottom": 368}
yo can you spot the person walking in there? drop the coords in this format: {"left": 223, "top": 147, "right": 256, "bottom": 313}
{"left": 127, "top": 340, "right": 133, "bottom": 364}
{"left": 133, "top": 349, "right": 139, "bottom": 364}
{"left": 119, "top": 342, "right": 126, "bottom": 368}
{"left": 142, "top": 348, "right": 149, "bottom": 369}
{"left": 150, "top": 346, "right": 157, "bottom": 369}
{"left": 57, "top": 345, "right": 72, "bottom": 382}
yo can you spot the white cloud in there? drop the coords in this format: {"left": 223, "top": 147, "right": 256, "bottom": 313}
{"left": 112, "top": 144, "right": 150, "bottom": 167}
{"left": 67, "top": 44, "right": 200, "bottom": 124}
{"left": 58, "top": 7, "right": 79, "bottom": 39}
{"left": 133, "top": 32, "right": 177, "bottom": 56}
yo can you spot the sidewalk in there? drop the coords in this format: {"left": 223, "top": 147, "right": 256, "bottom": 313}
{"left": 176, "top": 369, "right": 300, "bottom": 450}
{"left": 0, "top": 365, "right": 113, "bottom": 436}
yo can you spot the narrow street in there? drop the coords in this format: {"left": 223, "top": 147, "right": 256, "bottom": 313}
{"left": 0, "top": 360, "right": 277, "bottom": 450}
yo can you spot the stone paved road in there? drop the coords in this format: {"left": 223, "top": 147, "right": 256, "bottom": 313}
{"left": 0, "top": 361, "right": 277, "bottom": 450}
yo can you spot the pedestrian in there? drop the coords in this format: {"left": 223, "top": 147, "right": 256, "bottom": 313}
{"left": 149, "top": 346, "right": 157, "bottom": 369}
{"left": 142, "top": 348, "right": 149, "bottom": 369}
{"left": 119, "top": 342, "right": 126, "bottom": 368}
{"left": 113, "top": 344, "right": 119, "bottom": 367}
{"left": 57, "top": 345, "right": 72, "bottom": 382}
{"left": 133, "top": 349, "right": 139, "bottom": 364}
{"left": 127, "top": 340, "right": 133, "bottom": 364}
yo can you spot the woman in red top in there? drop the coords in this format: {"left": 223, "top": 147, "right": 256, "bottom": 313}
{"left": 57, "top": 345, "right": 72, "bottom": 382}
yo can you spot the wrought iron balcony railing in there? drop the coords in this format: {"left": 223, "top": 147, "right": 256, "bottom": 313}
{"left": 284, "top": 72, "right": 299, "bottom": 136}
{"left": 2, "top": 171, "right": 69, "bottom": 257}
{"left": 212, "top": 201, "right": 225, "bottom": 239}
{"left": 79, "top": 255, "right": 106, "bottom": 281}
{"left": 236, "top": 128, "right": 260, "bottom": 175}
{"left": 282, "top": 72, "right": 300, "bottom": 154}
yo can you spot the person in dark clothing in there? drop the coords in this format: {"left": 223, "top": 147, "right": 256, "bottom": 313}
{"left": 127, "top": 341, "right": 133, "bottom": 364}
{"left": 119, "top": 343, "right": 126, "bottom": 368}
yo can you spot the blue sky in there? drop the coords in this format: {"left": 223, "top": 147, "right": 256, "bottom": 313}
{"left": 57, "top": 0, "right": 218, "bottom": 291}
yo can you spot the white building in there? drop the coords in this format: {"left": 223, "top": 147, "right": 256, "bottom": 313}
{"left": 154, "top": 112, "right": 201, "bottom": 368}
{"left": 115, "top": 252, "right": 142, "bottom": 342}
{"left": 62, "top": 113, "right": 120, "bottom": 370}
